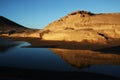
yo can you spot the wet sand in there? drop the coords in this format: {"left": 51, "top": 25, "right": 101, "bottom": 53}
{"left": 1, "top": 37, "right": 120, "bottom": 50}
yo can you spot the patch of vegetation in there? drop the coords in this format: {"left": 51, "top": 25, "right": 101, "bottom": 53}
{"left": 69, "top": 10, "right": 95, "bottom": 16}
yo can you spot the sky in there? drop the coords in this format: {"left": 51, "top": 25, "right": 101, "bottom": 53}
{"left": 0, "top": 0, "right": 120, "bottom": 29}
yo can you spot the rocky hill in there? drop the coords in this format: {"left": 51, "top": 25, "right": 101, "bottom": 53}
{"left": 44, "top": 10, "right": 120, "bottom": 31}
{"left": 0, "top": 16, "right": 40, "bottom": 38}
{"left": 0, "top": 16, "right": 29, "bottom": 32}
{"left": 1, "top": 11, "right": 120, "bottom": 44}
{"left": 41, "top": 10, "right": 120, "bottom": 44}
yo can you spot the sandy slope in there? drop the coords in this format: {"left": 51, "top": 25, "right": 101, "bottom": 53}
{"left": 41, "top": 10, "right": 120, "bottom": 44}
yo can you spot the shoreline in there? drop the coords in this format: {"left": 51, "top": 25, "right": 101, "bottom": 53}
{"left": 1, "top": 36, "right": 120, "bottom": 50}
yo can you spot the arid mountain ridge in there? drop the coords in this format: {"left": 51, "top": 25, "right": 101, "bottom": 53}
{"left": 0, "top": 16, "right": 28, "bottom": 32}
{"left": 44, "top": 10, "right": 120, "bottom": 31}
{"left": 0, "top": 10, "right": 120, "bottom": 45}
{"left": 0, "top": 16, "right": 39, "bottom": 37}
{"left": 41, "top": 10, "right": 120, "bottom": 44}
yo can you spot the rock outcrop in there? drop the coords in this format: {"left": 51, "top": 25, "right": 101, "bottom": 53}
{"left": 42, "top": 30, "right": 106, "bottom": 44}
{"left": 9, "top": 31, "right": 41, "bottom": 38}
{"left": 41, "top": 10, "right": 120, "bottom": 44}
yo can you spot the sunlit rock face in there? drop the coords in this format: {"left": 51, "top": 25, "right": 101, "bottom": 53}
{"left": 50, "top": 48, "right": 120, "bottom": 68}
{"left": 42, "top": 30, "right": 106, "bottom": 44}
{"left": 9, "top": 32, "right": 40, "bottom": 38}
{"left": 44, "top": 11, "right": 120, "bottom": 31}
{"left": 42, "top": 10, "right": 120, "bottom": 44}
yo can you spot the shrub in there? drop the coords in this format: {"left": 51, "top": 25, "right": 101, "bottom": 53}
{"left": 8, "top": 30, "right": 16, "bottom": 35}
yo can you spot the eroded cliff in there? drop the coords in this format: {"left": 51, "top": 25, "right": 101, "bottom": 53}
{"left": 41, "top": 10, "right": 120, "bottom": 44}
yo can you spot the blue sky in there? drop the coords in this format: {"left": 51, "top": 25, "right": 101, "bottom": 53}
{"left": 0, "top": 0, "right": 120, "bottom": 29}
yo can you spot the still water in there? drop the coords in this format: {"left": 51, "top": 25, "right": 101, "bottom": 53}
{"left": 0, "top": 41, "right": 77, "bottom": 71}
{"left": 0, "top": 38, "right": 120, "bottom": 78}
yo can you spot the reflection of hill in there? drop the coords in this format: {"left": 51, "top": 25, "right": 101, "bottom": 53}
{"left": 50, "top": 48, "right": 120, "bottom": 68}
{"left": 0, "top": 66, "right": 119, "bottom": 80}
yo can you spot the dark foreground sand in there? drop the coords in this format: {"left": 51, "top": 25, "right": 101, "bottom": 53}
{"left": 0, "top": 67, "right": 120, "bottom": 80}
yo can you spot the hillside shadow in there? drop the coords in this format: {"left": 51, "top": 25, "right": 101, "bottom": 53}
{"left": 95, "top": 46, "right": 120, "bottom": 54}
{"left": 17, "top": 38, "right": 108, "bottom": 50}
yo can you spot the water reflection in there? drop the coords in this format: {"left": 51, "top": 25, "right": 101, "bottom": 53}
{"left": 49, "top": 48, "right": 120, "bottom": 68}
{"left": 0, "top": 40, "right": 77, "bottom": 71}
{"left": 0, "top": 38, "right": 120, "bottom": 79}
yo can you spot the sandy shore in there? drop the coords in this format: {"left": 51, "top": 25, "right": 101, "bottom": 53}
{"left": 0, "top": 37, "right": 106, "bottom": 50}
{"left": 1, "top": 36, "right": 120, "bottom": 50}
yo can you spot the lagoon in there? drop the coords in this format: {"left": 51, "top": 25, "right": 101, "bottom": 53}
{"left": 0, "top": 38, "right": 120, "bottom": 79}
